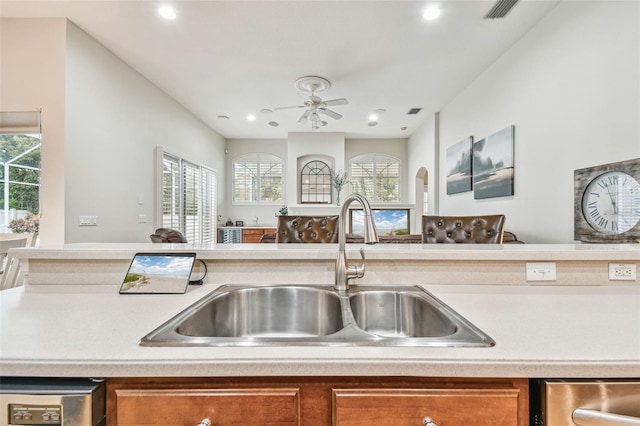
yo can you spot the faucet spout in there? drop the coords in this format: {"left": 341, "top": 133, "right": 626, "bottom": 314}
{"left": 335, "top": 194, "right": 379, "bottom": 292}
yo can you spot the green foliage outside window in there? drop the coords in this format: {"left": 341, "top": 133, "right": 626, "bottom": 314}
{"left": 0, "top": 135, "right": 41, "bottom": 213}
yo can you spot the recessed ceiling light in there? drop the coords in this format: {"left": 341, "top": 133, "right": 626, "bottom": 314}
{"left": 217, "top": 115, "right": 229, "bottom": 120}
{"left": 261, "top": 109, "right": 274, "bottom": 114}
{"left": 268, "top": 121, "right": 279, "bottom": 127}
{"left": 158, "top": 6, "right": 177, "bottom": 20}
{"left": 368, "top": 121, "right": 378, "bottom": 127}
{"left": 373, "top": 109, "right": 387, "bottom": 115}
{"left": 247, "top": 114, "right": 256, "bottom": 121}
{"left": 368, "top": 114, "right": 379, "bottom": 121}
{"left": 423, "top": 5, "right": 441, "bottom": 21}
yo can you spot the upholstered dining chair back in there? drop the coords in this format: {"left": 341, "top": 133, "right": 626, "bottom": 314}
{"left": 276, "top": 216, "right": 339, "bottom": 243}
{"left": 150, "top": 228, "right": 188, "bottom": 243}
{"left": 421, "top": 215, "right": 506, "bottom": 244}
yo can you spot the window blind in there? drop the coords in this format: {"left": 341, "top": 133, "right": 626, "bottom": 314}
{"left": 161, "top": 152, "right": 216, "bottom": 244}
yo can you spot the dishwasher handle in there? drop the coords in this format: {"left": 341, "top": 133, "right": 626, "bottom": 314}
{"left": 573, "top": 408, "right": 640, "bottom": 426}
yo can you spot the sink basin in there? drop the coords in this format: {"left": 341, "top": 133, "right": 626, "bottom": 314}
{"left": 349, "top": 290, "right": 457, "bottom": 338}
{"left": 176, "top": 286, "right": 343, "bottom": 338}
{"left": 140, "top": 285, "right": 495, "bottom": 347}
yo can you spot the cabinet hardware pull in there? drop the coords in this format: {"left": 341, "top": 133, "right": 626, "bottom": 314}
{"left": 423, "top": 417, "right": 438, "bottom": 426}
{"left": 573, "top": 409, "right": 640, "bottom": 426}
{"left": 196, "top": 419, "right": 211, "bottom": 426}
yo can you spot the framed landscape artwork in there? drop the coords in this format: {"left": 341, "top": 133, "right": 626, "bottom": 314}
{"left": 473, "top": 125, "right": 515, "bottom": 200}
{"left": 446, "top": 137, "right": 473, "bottom": 195}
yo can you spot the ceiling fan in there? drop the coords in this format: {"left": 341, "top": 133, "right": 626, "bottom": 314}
{"left": 274, "top": 76, "right": 348, "bottom": 130}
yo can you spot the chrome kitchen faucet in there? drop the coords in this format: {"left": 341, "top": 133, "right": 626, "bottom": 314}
{"left": 335, "top": 194, "right": 379, "bottom": 292}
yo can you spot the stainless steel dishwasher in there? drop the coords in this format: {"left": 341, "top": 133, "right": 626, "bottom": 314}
{"left": 0, "top": 378, "right": 105, "bottom": 426}
{"left": 531, "top": 379, "right": 640, "bottom": 426}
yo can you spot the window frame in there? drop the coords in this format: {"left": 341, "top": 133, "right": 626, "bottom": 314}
{"left": 300, "top": 159, "right": 332, "bottom": 204}
{"left": 232, "top": 153, "right": 285, "bottom": 205}
{"left": 349, "top": 153, "right": 401, "bottom": 203}
{"left": 160, "top": 151, "right": 217, "bottom": 244}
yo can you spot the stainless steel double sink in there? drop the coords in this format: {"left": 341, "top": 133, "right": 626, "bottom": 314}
{"left": 139, "top": 285, "right": 495, "bottom": 347}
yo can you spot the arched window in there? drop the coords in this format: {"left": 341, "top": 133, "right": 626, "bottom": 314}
{"left": 300, "top": 160, "right": 332, "bottom": 204}
{"left": 350, "top": 153, "right": 400, "bottom": 203}
{"left": 233, "top": 153, "right": 284, "bottom": 204}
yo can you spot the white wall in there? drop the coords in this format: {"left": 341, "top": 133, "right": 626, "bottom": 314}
{"left": 1, "top": 19, "right": 226, "bottom": 244}
{"left": 64, "top": 22, "right": 226, "bottom": 243}
{"left": 0, "top": 18, "right": 67, "bottom": 245}
{"left": 407, "top": 113, "right": 438, "bottom": 232}
{"left": 411, "top": 1, "right": 640, "bottom": 243}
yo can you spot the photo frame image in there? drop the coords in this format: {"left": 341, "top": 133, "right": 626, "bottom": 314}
{"left": 473, "top": 125, "right": 515, "bottom": 200}
{"left": 235, "top": 220, "right": 244, "bottom": 227}
{"left": 446, "top": 136, "right": 473, "bottom": 194}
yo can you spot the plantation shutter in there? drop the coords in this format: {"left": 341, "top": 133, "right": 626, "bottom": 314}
{"left": 201, "top": 167, "right": 216, "bottom": 244}
{"left": 162, "top": 154, "right": 181, "bottom": 230}
{"left": 182, "top": 161, "right": 199, "bottom": 243}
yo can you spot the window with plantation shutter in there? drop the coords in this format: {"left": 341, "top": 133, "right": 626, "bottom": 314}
{"left": 350, "top": 154, "right": 400, "bottom": 203}
{"left": 233, "top": 153, "right": 284, "bottom": 204}
{"left": 161, "top": 152, "right": 216, "bottom": 243}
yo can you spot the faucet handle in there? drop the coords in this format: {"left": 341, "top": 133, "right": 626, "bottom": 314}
{"left": 350, "top": 248, "right": 367, "bottom": 280}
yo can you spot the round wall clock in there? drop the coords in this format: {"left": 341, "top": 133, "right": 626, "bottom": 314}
{"left": 574, "top": 158, "right": 640, "bottom": 243}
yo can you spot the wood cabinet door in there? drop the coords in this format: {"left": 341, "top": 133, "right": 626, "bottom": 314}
{"left": 114, "top": 387, "right": 299, "bottom": 426}
{"left": 333, "top": 388, "right": 522, "bottom": 426}
{"left": 242, "top": 228, "right": 275, "bottom": 243}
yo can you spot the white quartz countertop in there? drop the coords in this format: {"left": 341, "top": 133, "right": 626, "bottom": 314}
{"left": 1, "top": 282, "right": 638, "bottom": 379}
{"left": 10, "top": 242, "right": 640, "bottom": 261}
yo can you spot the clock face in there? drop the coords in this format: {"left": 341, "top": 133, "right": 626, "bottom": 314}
{"left": 581, "top": 171, "right": 640, "bottom": 234}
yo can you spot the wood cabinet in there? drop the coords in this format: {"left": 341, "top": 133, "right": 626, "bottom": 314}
{"left": 107, "top": 377, "right": 528, "bottom": 426}
{"left": 241, "top": 227, "right": 276, "bottom": 243}
{"left": 333, "top": 387, "right": 522, "bottom": 426}
{"left": 110, "top": 385, "right": 299, "bottom": 425}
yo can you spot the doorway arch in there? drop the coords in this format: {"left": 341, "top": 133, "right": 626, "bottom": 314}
{"left": 414, "top": 167, "right": 428, "bottom": 233}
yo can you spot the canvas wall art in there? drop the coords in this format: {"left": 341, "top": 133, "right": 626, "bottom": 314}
{"left": 473, "top": 125, "right": 515, "bottom": 199}
{"left": 446, "top": 136, "right": 473, "bottom": 195}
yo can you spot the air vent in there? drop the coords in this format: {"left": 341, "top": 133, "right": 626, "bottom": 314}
{"left": 407, "top": 108, "right": 422, "bottom": 115}
{"left": 484, "top": 0, "right": 519, "bottom": 19}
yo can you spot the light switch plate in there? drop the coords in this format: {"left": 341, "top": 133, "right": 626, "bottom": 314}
{"left": 526, "top": 262, "right": 557, "bottom": 282}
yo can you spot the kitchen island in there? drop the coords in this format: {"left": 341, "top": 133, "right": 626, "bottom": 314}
{"left": 1, "top": 242, "right": 638, "bottom": 378}
{"left": 1, "top": 243, "right": 638, "bottom": 425}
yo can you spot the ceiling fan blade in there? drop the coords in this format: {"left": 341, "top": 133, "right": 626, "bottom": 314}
{"left": 274, "top": 105, "right": 305, "bottom": 111}
{"left": 322, "top": 98, "right": 348, "bottom": 107}
{"left": 318, "top": 108, "right": 342, "bottom": 120}
{"left": 298, "top": 110, "right": 311, "bottom": 123}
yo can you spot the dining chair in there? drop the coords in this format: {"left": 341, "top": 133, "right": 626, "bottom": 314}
{"left": 0, "top": 237, "right": 28, "bottom": 290}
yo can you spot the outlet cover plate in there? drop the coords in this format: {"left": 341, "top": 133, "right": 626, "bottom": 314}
{"left": 526, "top": 262, "right": 557, "bottom": 282}
{"left": 608, "top": 263, "right": 637, "bottom": 281}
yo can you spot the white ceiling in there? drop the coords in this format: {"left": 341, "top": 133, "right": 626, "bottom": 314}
{"left": 0, "top": 0, "right": 560, "bottom": 139}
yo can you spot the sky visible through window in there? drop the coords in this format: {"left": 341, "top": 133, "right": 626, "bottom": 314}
{"left": 351, "top": 209, "right": 409, "bottom": 235}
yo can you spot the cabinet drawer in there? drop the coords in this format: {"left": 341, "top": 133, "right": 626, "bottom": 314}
{"left": 114, "top": 387, "right": 299, "bottom": 425}
{"left": 242, "top": 229, "right": 267, "bottom": 235}
{"left": 333, "top": 388, "right": 521, "bottom": 426}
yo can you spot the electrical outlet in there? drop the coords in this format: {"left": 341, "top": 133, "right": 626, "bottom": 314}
{"left": 526, "top": 262, "right": 557, "bottom": 282}
{"left": 608, "top": 263, "right": 637, "bottom": 281}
